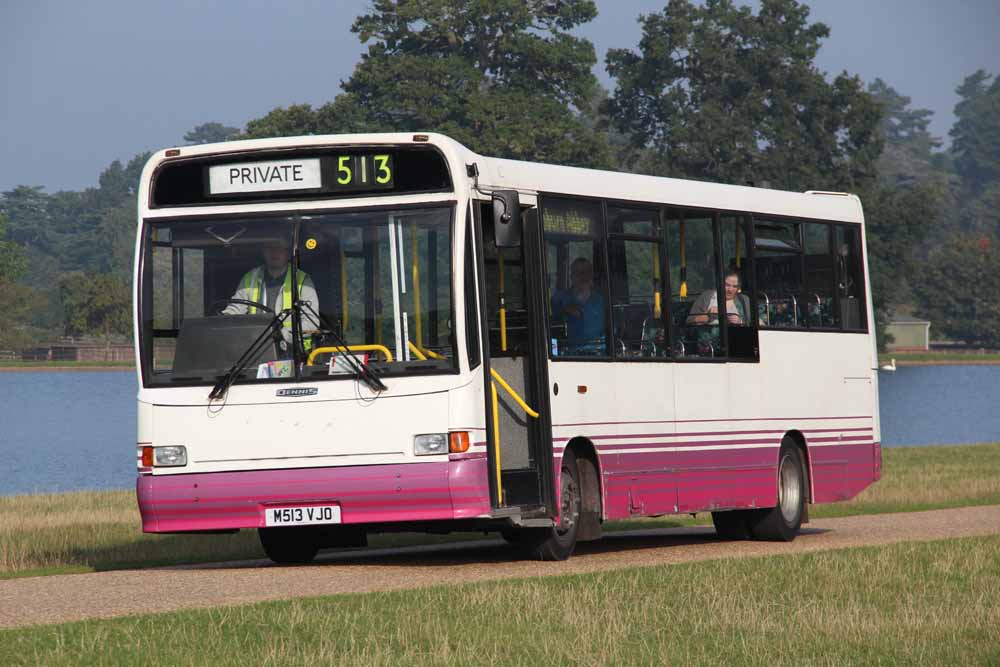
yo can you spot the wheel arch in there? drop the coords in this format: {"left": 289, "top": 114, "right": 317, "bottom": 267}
{"left": 564, "top": 436, "right": 604, "bottom": 540}
{"left": 783, "top": 429, "right": 813, "bottom": 504}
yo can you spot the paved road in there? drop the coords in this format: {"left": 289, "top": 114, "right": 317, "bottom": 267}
{"left": 3, "top": 505, "right": 999, "bottom": 629}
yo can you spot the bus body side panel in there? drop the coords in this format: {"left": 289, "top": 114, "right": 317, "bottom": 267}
{"left": 754, "top": 330, "right": 878, "bottom": 504}
{"left": 137, "top": 458, "right": 489, "bottom": 532}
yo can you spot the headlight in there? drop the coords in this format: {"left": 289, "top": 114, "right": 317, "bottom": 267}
{"left": 154, "top": 446, "right": 187, "bottom": 467}
{"left": 414, "top": 434, "right": 448, "bottom": 456}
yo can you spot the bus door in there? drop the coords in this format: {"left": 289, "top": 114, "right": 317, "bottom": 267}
{"left": 476, "top": 199, "right": 556, "bottom": 516}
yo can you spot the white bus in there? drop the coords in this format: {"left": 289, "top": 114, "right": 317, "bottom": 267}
{"left": 134, "top": 133, "right": 880, "bottom": 563}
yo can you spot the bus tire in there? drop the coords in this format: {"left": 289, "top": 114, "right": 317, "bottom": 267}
{"left": 749, "top": 438, "right": 805, "bottom": 541}
{"left": 711, "top": 510, "right": 751, "bottom": 539}
{"left": 258, "top": 527, "right": 320, "bottom": 564}
{"left": 522, "top": 449, "right": 582, "bottom": 561}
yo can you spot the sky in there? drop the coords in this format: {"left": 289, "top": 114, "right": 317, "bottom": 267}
{"left": 2, "top": 0, "right": 999, "bottom": 194}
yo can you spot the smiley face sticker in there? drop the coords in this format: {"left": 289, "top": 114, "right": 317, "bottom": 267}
{"left": 305, "top": 238, "right": 318, "bottom": 250}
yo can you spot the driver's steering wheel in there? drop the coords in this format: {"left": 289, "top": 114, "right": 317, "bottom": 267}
{"left": 212, "top": 298, "right": 274, "bottom": 315}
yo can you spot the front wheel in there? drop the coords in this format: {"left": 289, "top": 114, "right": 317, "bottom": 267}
{"left": 259, "top": 527, "right": 319, "bottom": 564}
{"left": 749, "top": 438, "right": 806, "bottom": 541}
{"left": 511, "top": 450, "right": 582, "bottom": 561}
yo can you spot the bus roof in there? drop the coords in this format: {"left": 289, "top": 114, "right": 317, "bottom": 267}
{"left": 143, "top": 132, "right": 864, "bottom": 224}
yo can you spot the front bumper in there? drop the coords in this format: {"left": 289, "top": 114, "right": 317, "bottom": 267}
{"left": 137, "top": 456, "right": 490, "bottom": 532}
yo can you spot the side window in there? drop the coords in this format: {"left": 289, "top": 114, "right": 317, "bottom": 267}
{"left": 607, "top": 205, "right": 666, "bottom": 357}
{"left": 482, "top": 202, "right": 529, "bottom": 356}
{"left": 667, "top": 210, "right": 721, "bottom": 358}
{"left": 836, "top": 224, "right": 867, "bottom": 331}
{"left": 464, "top": 212, "right": 481, "bottom": 369}
{"left": 720, "top": 215, "right": 756, "bottom": 359}
{"left": 803, "top": 223, "right": 838, "bottom": 328}
{"left": 541, "top": 197, "right": 608, "bottom": 358}
{"left": 755, "top": 219, "right": 803, "bottom": 329}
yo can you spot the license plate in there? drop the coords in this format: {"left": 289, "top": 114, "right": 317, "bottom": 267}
{"left": 264, "top": 504, "right": 341, "bottom": 527}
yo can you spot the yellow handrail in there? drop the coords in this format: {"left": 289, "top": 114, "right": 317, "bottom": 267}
{"left": 307, "top": 344, "right": 393, "bottom": 366}
{"left": 491, "top": 381, "right": 502, "bottom": 505}
{"left": 340, "top": 246, "right": 348, "bottom": 330}
{"left": 407, "top": 341, "right": 446, "bottom": 361}
{"left": 411, "top": 225, "right": 423, "bottom": 348}
{"left": 498, "top": 250, "right": 507, "bottom": 352}
{"left": 490, "top": 368, "right": 540, "bottom": 418}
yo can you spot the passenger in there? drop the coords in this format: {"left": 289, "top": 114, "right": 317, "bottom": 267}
{"left": 686, "top": 270, "right": 750, "bottom": 326}
{"left": 223, "top": 237, "right": 320, "bottom": 340}
{"left": 551, "top": 257, "right": 606, "bottom": 354}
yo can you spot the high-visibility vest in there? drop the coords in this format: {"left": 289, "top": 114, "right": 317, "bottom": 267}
{"left": 241, "top": 266, "right": 306, "bottom": 330}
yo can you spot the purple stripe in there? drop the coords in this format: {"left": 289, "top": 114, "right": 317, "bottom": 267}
{"left": 554, "top": 415, "right": 873, "bottom": 427}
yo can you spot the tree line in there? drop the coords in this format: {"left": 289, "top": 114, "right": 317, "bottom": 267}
{"left": 1, "top": 0, "right": 998, "bottom": 350}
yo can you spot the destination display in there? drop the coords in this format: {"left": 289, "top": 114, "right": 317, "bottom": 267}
{"left": 209, "top": 158, "right": 321, "bottom": 195}
{"left": 152, "top": 147, "right": 446, "bottom": 207}
{"left": 542, "top": 205, "right": 598, "bottom": 236}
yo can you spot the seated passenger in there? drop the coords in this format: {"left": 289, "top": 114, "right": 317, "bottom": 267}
{"left": 551, "top": 257, "right": 606, "bottom": 355}
{"left": 686, "top": 270, "right": 750, "bottom": 326}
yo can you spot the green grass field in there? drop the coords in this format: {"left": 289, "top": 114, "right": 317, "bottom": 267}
{"left": 0, "top": 360, "right": 134, "bottom": 369}
{"left": 2, "top": 535, "right": 997, "bottom": 665}
{"left": 878, "top": 350, "right": 1000, "bottom": 364}
{"left": 3, "top": 443, "right": 999, "bottom": 580}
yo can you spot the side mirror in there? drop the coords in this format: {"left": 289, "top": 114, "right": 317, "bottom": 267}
{"left": 492, "top": 190, "right": 522, "bottom": 248}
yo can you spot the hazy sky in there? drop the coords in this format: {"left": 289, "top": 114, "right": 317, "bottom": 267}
{"left": 2, "top": 1, "right": 998, "bottom": 193}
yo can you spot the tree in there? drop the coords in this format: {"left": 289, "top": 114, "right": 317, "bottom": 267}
{"left": 244, "top": 0, "right": 612, "bottom": 168}
{"left": 0, "top": 212, "right": 25, "bottom": 284}
{"left": 184, "top": 122, "right": 241, "bottom": 145}
{"left": 951, "top": 70, "right": 1000, "bottom": 196}
{"left": 606, "top": 0, "right": 882, "bottom": 190}
{"left": 58, "top": 272, "right": 131, "bottom": 341}
{"left": 867, "top": 78, "right": 944, "bottom": 187}
{"left": 915, "top": 233, "right": 1000, "bottom": 348}
{"left": 861, "top": 182, "right": 939, "bottom": 347}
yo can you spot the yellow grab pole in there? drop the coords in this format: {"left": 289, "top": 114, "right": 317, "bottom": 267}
{"left": 652, "top": 243, "right": 662, "bottom": 319}
{"left": 735, "top": 223, "right": 742, "bottom": 268}
{"left": 373, "top": 235, "right": 382, "bottom": 345}
{"left": 491, "top": 381, "right": 503, "bottom": 506}
{"left": 307, "top": 344, "right": 393, "bottom": 365}
{"left": 490, "top": 368, "right": 540, "bottom": 418}
{"left": 410, "top": 225, "right": 423, "bottom": 349}
{"left": 407, "top": 340, "right": 427, "bottom": 360}
{"left": 679, "top": 221, "right": 688, "bottom": 299}
{"left": 498, "top": 250, "right": 507, "bottom": 352}
{"left": 340, "top": 246, "right": 348, "bottom": 331}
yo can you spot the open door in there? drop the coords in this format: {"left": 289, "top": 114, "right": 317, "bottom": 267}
{"left": 475, "top": 201, "right": 555, "bottom": 517}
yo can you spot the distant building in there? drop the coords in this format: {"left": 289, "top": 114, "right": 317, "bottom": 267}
{"left": 885, "top": 316, "right": 931, "bottom": 351}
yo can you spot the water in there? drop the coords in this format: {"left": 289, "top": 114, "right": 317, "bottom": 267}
{"left": 1, "top": 371, "right": 136, "bottom": 497}
{"left": 878, "top": 365, "right": 1000, "bottom": 447}
{"left": 1, "top": 366, "right": 999, "bottom": 496}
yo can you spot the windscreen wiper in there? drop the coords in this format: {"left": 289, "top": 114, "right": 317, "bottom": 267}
{"left": 209, "top": 310, "right": 289, "bottom": 400}
{"left": 299, "top": 301, "right": 387, "bottom": 393}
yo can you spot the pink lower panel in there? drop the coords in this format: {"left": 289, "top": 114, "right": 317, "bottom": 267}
{"left": 600, "top": 447, "right": 778, "bottom": 519}
{"left": 137, "top": 458, "right": 491, "bottom": 533}
{"left": 809, "top": 442, "right": 877, "bottom": 503}
{"left": 596, "top": 441, "right": 878, "bottom": 519}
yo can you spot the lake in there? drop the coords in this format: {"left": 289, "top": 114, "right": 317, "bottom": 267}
{"left": 1, "top": 366, "right": 999, "bottom": 496}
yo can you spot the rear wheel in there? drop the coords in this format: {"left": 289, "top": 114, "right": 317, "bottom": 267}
{"left": 258, "top": 527, "right": 320, "bottom": 564}
{"left": 749, "top": 438, "right": 806, "bottom": 541}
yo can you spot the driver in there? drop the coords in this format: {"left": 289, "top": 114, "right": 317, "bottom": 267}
{"left": 223, "top": 237, "right": 320, "bottom": 343}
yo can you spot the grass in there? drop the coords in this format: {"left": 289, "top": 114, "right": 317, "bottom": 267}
{"left": 878, "top": 350, "right": 1000, "bottom": 364}
{"left": 0, "top": 360, "right": 134, "bottom": 369}
{"left": 2, "top": 535, "right": 998, "bottom": 665}
{"left": 3, "top": 443, "right": 1000, "bottom": 580}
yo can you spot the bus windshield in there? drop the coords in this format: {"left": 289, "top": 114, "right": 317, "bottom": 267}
{"left": 139, "top": 205, "right": 456, "bottom": 387}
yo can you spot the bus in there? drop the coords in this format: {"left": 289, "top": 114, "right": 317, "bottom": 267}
{"left": 134, "top": 132, "right": 881, "bottom": 563}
